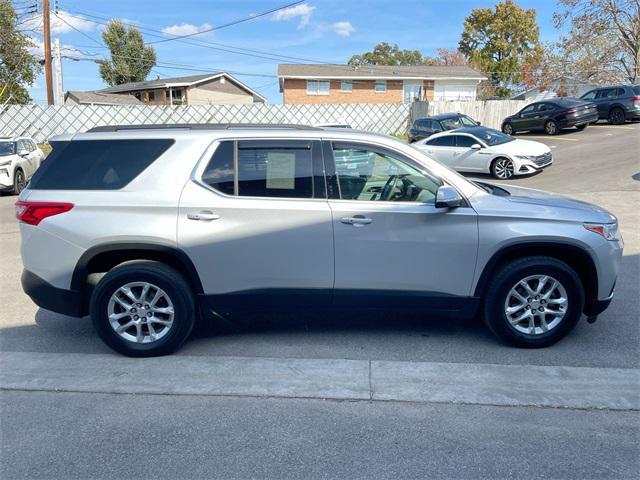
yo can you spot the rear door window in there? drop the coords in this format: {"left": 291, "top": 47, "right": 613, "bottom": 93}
{"left": 29, "top": 139, "right": 174, "bottom": 190}
{"left": 426, "top": 136, "right": 455, "bottom": 147}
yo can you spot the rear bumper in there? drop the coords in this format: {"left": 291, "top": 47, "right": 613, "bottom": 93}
{"left": 559, "top": 113, "right": 598, "bottom": 128}
{"left": 21, "top": 269, "right": 84, "bottom": 317}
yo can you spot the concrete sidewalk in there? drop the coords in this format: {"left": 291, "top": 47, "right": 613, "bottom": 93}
{"left": 1, "top": 351, "right": 638, "bottom": 410}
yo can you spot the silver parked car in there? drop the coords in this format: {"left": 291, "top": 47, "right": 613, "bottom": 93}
{"left": 17, "top": 124, "right": 622, "bottom": 356}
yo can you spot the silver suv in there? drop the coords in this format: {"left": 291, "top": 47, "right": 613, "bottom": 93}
{"left": 17, "top": 124, "right": 623, "bottom": 356}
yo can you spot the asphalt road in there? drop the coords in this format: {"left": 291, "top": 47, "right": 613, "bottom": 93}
{"left": 2, "top": 390, "right": 638, "bottom": 480}
{"left": 1, "top": 121, "right": 638, "bottom": 368}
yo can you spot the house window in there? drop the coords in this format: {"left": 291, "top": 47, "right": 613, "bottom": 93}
{"left": 148, "top": 91, "right": 155, "bottom": 101}
{"left": 306, "top": 80, "right": 330, "bottom": 95}
{"left": 171, "top": 88, "right": 183, "bottom": 103}
{"left": 340, "top": 81, "right": 352, "bottom": 93}
{"left": 133, "top": 92, "right": 141, "bottom": 100}
{"left": 375, "top": 80, "right": 387, "bottom": 93}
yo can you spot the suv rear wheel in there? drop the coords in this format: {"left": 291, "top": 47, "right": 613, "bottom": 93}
{"left": 608, "top": 107, "right": 625, "bottom": 125}
{"left": 90, "top": 260, "right": 195, "bottom": 357}
{"left": 482, "top": 256, "right": 584, "bottom": 348}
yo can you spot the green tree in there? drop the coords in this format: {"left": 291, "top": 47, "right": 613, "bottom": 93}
{"left": 459, "top": 0, "right": 543, "bottom": 97}
{"left": 555, "top": 0, "right": 639, "bottom": 83}
{"left": 98, "top": 20, "right": 156, "bottom": 86}
{"left": 0, "top": 0, "right": 42, "bottom": 104}
{"left": 348, "top": 42, "right": 423, "bottom": 66}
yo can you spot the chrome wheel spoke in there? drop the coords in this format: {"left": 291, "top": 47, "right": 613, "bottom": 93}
{"left": 151, "top": 306, "right": 174, "bottom": 315}
{"left": 120, "top": 286, "right": 138, "bottom": 303}
{"left": 114, "top": 296, "right": 133, "bottom": 310}
{"left": 115, "top": 319, "right": 135, "bottom": 333}
{"left": 109, "top": 311, "right": 131, "bottom": 321}
{"left": 148, "top": 317, "right": 172, "bottom": 326}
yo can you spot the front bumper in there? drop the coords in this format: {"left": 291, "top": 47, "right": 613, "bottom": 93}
{"left": 21, "top": 269, "right": 84, "bottom": 317}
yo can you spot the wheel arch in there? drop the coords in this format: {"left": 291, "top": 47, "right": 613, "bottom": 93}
{"left": 474, "top": 241, "right": 598, "bottom": 312}
{"left": 72, "top": 243, "right": 204, "bottom": 315}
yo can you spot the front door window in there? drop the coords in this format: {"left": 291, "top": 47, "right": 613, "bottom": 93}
{"left": 331, "top": 142, "right": 439, "bottom": 203}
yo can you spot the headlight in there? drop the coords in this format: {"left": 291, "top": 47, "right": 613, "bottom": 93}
{"left": 515, "top": 155, "right": 535, "bottom": 160}
{"left": 0, "top": 159, "right": 11, "bottom": 167}
{"left": 584, "top": 222, "right": 619, "bottom": 241}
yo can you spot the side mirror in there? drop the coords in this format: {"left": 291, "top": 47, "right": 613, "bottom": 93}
{"left": 470, "top": 143, "right": 482, "bottom": 150}
{"left": 435, "top": 186, "right": 463, "bottom": 209}
{"left": 18, "top": 149, "right": 29, "bottom": 157}
{"left": 477, "top": 121, "right": 482, "bottom": 126}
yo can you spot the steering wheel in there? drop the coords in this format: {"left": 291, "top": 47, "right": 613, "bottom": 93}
{"left": 380, "top": 175, "right": 399, "bottom": 201}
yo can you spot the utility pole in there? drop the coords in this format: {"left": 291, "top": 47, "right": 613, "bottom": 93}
{"left": 53, "top": 38, "right": 63, "bottom": 105}
{"left": 43, "top": 0, "right": 54, "bottom": 105}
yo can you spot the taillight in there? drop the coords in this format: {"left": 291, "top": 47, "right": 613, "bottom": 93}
{"left": 565, "top": 109, "right": 577, "bottom": 116}
{"left": 632, "top": 96, "right": 640, "bottom": 104}
{"left": 15, "top": 201, "right": 73, "bottom": 226}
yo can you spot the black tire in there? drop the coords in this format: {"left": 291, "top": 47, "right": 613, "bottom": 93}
{"left": 576, "top": 124, "right": 587, "bottom": 131}
{"left": 544, "top": 120, "right": 559, "bottom": 135}
{"left": 482, "top": 256, "right": 584, "bottom": 348}
{"left": 491, "top": 157, "right": 515, "bottom": 179}
{"left": 501, "top": 122, "right": 515, "bottom": 135}
{"left": 608, "top": 107, "right": 625, "bottom": 125}
{"left": 12, "top": 168, "right": 26, "bottom": 195}
{"left": 90, "top": 260, "right": 196, "bottom": 357}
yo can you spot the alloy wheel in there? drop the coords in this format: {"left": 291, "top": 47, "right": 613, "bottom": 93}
{"left": 502, "top": 123, "right": 514, "bottom": 135}
{"left": 494, "top": 158, "right": 514, "bottom": 179}
{"left": 107, "top": 281, "right": 174, "bottom": 344}
{"left": 609, "top": 109, "right": 624, "bottom": 125}
{"left": 504, "top": 274, "right": 568, "bottom": 335}
{"left": 14, "top": 171, "right": 26, "bottom": 194}
{"left": 545, "top": 121, "right": 557, "bottom": 135}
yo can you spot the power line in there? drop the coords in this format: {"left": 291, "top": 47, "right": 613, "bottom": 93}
{"left": 145, "top": 0, "right": 304, "bottom": 45}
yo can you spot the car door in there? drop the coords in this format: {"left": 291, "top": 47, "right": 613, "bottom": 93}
{"left": 178, "top": 138, "right": 334, "bottom": 310}
{"left": 533, "top": 103, "right": 554, "bottom": 129}
{"left": 452, "top": 134, "right": 485, "bottom": 172}
{"left": 324, "top": 140, "right": 479, "bottom": 306}
{"left": 419, "top": 135, "right": 457, "bottom": 166}
{"left": 15, "top": 140, "right": 33, "bottom": 177}
{"left": 513, "top": 103, "right": 539, "bottom": 131}
{"left": 594, "top": 89, "right": 614, "bottom": 117}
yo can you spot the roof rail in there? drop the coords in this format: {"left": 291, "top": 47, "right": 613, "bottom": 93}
{"left": 87, "top": 123, "right": 322, "bottom": 133}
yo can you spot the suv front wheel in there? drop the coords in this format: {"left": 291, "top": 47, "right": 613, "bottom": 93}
{"left": 482, "top": 256, "right": 584, "bottom": 348}
{"left": 90, "top": 260, "right": 196, "bottom": 357}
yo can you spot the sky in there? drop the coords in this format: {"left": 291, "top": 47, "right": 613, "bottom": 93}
{"left": 18, "top": 0, "right": 566, "bottom": 104}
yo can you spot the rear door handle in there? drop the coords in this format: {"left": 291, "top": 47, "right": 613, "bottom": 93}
{"left": 341, "top": 215, "right": 372, "bottom": 226}
{"left": 187, "top": 211, "right": 220, "bottom": 221}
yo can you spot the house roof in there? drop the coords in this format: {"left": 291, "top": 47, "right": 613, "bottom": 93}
{"left": 98, "top": 72, "right": 266, "bottom": 102}
{"left": 65, "top": 90, "right": 143, "bottom": 105}
{"left": 277, "top": 64, "right": 486, "bottom": 81}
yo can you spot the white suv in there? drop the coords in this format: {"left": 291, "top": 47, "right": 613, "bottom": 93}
{"left": 17, "top": 125, "right": 622, "bottom": 356}
{"left": 0, "top": 136, "right": 44, "bottom": 194}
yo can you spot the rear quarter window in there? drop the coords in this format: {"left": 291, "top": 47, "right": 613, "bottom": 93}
{"left": 29, "top": 139, "right": 174, "bottom": 190}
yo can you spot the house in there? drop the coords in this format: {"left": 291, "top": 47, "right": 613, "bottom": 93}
{"left": 95, "top": 72, "right": 266, "bottom": 105}
{"left": 511, "top": 76, "right": 599, "bottom": 101}
{"left": 277, "top": 64, "right": 486, "bottom": 104}
{"left": 64, "top": 91, "right": 143, "bottom": 106}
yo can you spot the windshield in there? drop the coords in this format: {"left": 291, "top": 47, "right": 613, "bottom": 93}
{"left": 473, "top": 129, "right": 514, "bottom": 146}
{"left": 0, "top": 142, "right": 15, "bottom": 156}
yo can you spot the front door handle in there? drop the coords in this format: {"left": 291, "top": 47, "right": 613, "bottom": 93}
{"left": 341, "top": 215, "right": 372, "bottom": 226}
{"left": 187, "top": 211, "right": 220, "bottom": 221}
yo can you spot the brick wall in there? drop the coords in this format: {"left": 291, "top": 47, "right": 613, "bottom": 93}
{"left": 284, "top": 78, "right": 438, "bottom": 104}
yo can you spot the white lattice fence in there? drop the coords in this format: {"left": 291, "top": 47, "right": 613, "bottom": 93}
{"left": 0, "top": 103, "right": 411, "bottom": 143}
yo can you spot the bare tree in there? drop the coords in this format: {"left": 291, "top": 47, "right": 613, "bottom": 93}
{"left": 555, "top": 0, "right": 640, "bottom": 83}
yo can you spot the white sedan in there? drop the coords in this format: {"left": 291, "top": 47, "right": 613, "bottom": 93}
{"left": 412, "top": 127, "right": 552, "bottom": 179}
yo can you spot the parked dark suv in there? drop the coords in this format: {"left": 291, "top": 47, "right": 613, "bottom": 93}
{"left": 408, "top": 113, "right": 480, "bottom": 142}
{"left": 501, "top": 98, "right": 598, "bottom": 136}
{"left": 580, "top": 85, "right": 640, "bottom": 124}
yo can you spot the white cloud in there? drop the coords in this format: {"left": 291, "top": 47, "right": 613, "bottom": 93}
{"left": 27, "top": 37, "right": 89, "bottom": 60}
{"left": 161, "top": 23, "right": 212, "bottom": 36}
{"left": 20, "top": 10, "right": 96, "bottom": 35}
{"left": 272, "top": 4, "right": 315, "bottom": 29}
{"left": 331, "top": 21, "right": 354, "bottom": 37}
